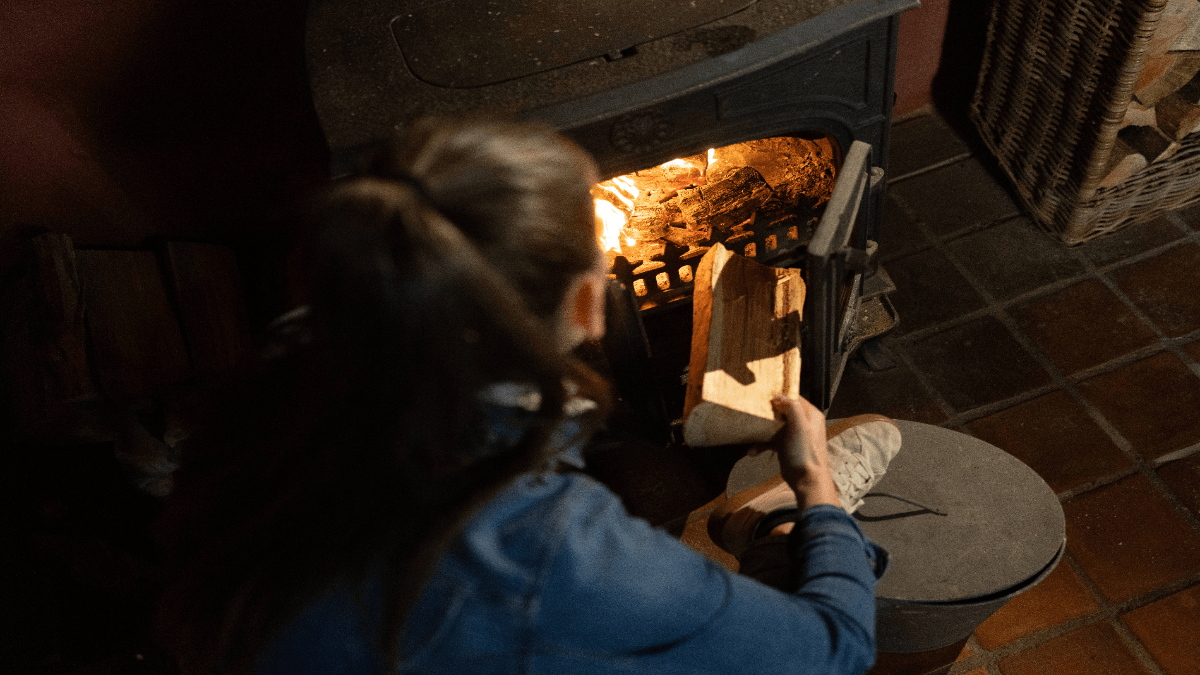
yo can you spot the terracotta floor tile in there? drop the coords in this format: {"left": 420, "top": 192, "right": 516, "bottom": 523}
{"left": 880, "top": 192, "right": 932, "bottom": 263}
{"left": 1011, "top": 280, "right": 1159, "bottom": 376}
{"left": 944, "top": 218, "right": 1088, "bottom": 302}
{"left": 1185, "top": 338, "right": 1200, "bottom": 364}
{"left": 1158, "top": 453, "right": 1200, "bottom": 520}
{"left": 828, "top": 349, "right": 948, "bottom": 425}
{"left": 1078, "top": 217, "right": 1187, "bottom": 267}
{"left": 967, "top": 390, "right": 1131, "bottom": 493}
{"left": 890, "top": 158, "right": 1021, "bottom": 238}
{"left": 1076, "top": 352, "right": 1200, "bottom": 461}
{"left": 1121, "top": 583, "right": 1200, "bottom": 675}
{"left": 885, "top": 247, "right": 987, "bottom": 336}
{"left": 973, "top": 560, "right": 1100, "bottom": 649}
{"left": 1110, "top": 243, "right": 1200, "bottom": 337}
{"left": 997, "top": 622, "right": 1150, "bottom": 675}
{"left": 907, "top": 316, "right": 1052, "bottom": 413}
{"left": 887, "top": 114, "right": 971, "bottom": 180}
{"left": 1063, "top": 474, "right": 1200, "bottom": 602}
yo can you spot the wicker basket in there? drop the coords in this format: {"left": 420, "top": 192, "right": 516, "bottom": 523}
{"left": 971, "top": 0, "right": 1200, "bottom": 244}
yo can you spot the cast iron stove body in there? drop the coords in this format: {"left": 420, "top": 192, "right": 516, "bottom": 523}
{"left": 306, "top": 0, "right": 916, "bottom": 443}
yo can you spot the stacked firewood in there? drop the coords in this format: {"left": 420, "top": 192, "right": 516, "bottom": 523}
{"left": 1102, "top": 0, "right": 1200, "bottom": 187}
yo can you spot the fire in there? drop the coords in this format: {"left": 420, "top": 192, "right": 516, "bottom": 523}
{"left": 591, "top": 150, "right": 720, "bottom": 255}
{"left": 594, "top": 198, "right": 627, "bottom": 253}
{"left": 659, "top": 158, "right": 693, "bottom": 170}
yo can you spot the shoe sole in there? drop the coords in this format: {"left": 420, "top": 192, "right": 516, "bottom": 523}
{"left": 708, "top": 414, "right": 901, "bottom": 556}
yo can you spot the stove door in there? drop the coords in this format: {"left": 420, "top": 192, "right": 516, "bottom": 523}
{"left": 802, "top": 140, "right": 882, "bottom": 411}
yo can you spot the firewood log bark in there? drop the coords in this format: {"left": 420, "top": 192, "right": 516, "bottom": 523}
{"left": 682, "top": 242, "right": 804, "bottom": 447}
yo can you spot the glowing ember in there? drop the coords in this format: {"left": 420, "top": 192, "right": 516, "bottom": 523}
{"left": 594, "top": 198, "right": 627, "bottom": 253}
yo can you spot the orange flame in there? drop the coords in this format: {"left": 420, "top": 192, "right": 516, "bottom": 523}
{"left": 594, "top": 198, "right": 627, "bottom": 253}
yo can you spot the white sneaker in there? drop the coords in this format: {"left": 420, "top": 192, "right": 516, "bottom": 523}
{"left": 825, "top": 414, "right": 903, "bottom": 513}
{"left": 709, "top": 414, "right": 902, "bottom": 556}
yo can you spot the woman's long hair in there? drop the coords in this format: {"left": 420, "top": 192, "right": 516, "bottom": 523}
{"left": 154, "top": 118, "right": 611, "bottom": 674}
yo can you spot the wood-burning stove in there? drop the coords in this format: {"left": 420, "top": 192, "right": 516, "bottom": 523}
{"left": 305, "top": 0, "right": 916, "bottom": 443}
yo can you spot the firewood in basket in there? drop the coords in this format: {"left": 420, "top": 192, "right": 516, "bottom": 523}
{"left": 1122, "top": 101, "right": 1158, "bottom": 129}
{"left": 1154, "top": 66, "right": 1200, "bottom": 139}
{"left": 1120, "top": 125, "right": 1175, "bottom": 163}
{"left": 1099, "top": 136, "right": 1149, "bottom": 189}
{"left": 1169, "top": 0, "right": 1200, "bottom": 52}
{"left": 677, "top": 167, "right": 774, "bottom": 233}
{"left": 1149, "top": 0, "right": 1200, "bottom": 56}
{"left": 1134, "top": 53, "right": 1200, "bottom": 108}
{"left": 682, "top": 242, "right": 805, "bottom": 447}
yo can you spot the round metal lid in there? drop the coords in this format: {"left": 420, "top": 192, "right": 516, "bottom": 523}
{"left": 725, "top": 420, "right": 1065, "bottom": 603}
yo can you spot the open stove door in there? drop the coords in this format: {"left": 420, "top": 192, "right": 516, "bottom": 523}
{"left": 802, "top": 140, "right": 884, "bottom": 411}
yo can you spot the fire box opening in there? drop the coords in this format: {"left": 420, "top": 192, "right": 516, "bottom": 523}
{"left": 592, "top": 133, "right": 839, "bottom": 309}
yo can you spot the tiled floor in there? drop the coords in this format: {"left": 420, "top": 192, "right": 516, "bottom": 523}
{"left": 828, "top": 112, "right": 1200, "bottom": 675}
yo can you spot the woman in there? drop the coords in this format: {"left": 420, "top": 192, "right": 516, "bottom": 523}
{"left": 155, "top": 118, "right": 887, "bottom": 675}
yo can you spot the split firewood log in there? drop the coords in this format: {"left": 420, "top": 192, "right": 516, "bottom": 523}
{"left": 1150, "top": 0, "right": 1200, "bottom": 56}
{"left": 1170, "top": 1, "right": 1200, "bottom": 52}
{"left": 1122, "top": 101, "right": 1157, "bottom": 128}
{"left": 1133, "top": 53, "right": 1200, "bottom": 107}
{"left": 1154, "top": 67, "right": 1200, "bottom": 139}
{"left": 682, "top": 242, "right": 805, "bottom": 447}
{"left": 1099, "top": 136, "right": 1148, "bottom": 189}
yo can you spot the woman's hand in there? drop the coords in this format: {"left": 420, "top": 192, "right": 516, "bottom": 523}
{"left": 771, "top": 396, "right": 841, "bottom": 511}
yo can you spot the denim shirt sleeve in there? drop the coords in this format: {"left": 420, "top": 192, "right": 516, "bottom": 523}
{"left": 530, "top": 474, "right": 887, "bottom": 675}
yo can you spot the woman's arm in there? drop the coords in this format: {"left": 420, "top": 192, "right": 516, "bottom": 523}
{"left": 529, "top": 473, "right": 885, "bottom": 675}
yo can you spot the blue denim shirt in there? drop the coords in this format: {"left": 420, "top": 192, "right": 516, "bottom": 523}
{"left": 255, "top": 399, "right": 888, "bottom": 675}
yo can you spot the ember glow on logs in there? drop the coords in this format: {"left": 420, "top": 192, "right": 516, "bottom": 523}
{"left": 591, "top": 135, "right": 838, "bottom": 302}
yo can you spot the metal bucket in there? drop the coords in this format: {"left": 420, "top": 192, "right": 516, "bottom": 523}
{"left": 859, "top": 420, "right": 1066, "bottom": 653}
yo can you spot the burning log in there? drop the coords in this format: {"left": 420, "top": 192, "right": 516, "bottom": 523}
{"left": 678, "top": 166, "right": 774, "bottom": 232}
{"left": 682, "top": 242, "right": 805, "bottom": 447}
{"left": 631, "top": 154, "right": 708, "bottom": 191}
{"left": 623, "top": 203, "right": 671, "bottom": 240}
{"left": 662, "top": 225, "right": 709, "bottom": 248}
{"left": 706, "top": 136, "right": 837, "bottom": 209}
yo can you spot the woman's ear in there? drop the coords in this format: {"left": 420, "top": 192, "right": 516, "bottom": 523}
{"left": 557, "top": 271, "right": 608, "bottom": 352}
{"left": 572, "top": 271, "right": 607, "bottom": 341}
